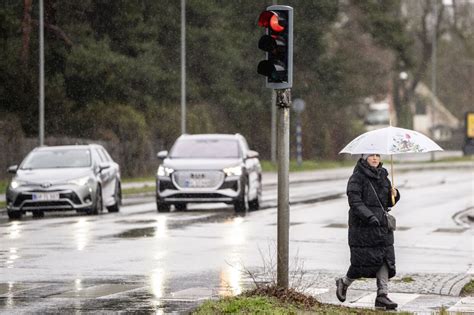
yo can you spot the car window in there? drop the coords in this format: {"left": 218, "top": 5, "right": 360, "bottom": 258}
{"left": 20, "top": 149, "right": 92, "bottom": 169}
{"left": 96, "top": 148, "right": 108, "bottom": 162}
{"left": 170, "top": 139, "right": 241, "bottom": 158}
{"left": 101, "top": 148, "right": 113, "bottom": 161}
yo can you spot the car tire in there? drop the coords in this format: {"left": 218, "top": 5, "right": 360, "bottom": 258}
{"left": 87, "top": 187, "right": 102, "bottom": 215}
{"left": 234, "top": 179, "right": 249, "bottom": 213}
{"left": 7, "top": 211, "right": 22, "bottom": 220}
{"left": 249, "top": 179, "right": 262, "bottom": 211}
{"left": 107, "top": 181, "right": 121, "bottom": 213}
{"left": 32, "top": 211, "right": 45, "bottom": 218}
{"left": 157, "top": 202, "right": 170, "bottom": 213}
{"left": 175, "top": 203, "right": 187, "bottom": 211}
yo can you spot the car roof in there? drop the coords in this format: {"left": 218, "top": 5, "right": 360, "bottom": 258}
{"left": 33, "top": 144, "right": 104, "bottom": 151}
{"left": 177, "top": 134, "right": 242, "bottom": 140}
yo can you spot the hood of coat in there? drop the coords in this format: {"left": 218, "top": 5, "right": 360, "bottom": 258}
{"left": 354, "top": 158, "right": 387, "bottom": 179}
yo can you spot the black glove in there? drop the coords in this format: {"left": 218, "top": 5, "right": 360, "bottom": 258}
{"left": 368, "top": 216, "right": 380, "bottom": 227}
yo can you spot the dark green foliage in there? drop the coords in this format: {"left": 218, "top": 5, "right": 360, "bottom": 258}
{"left": 0, "top": 1, "right": 415, "bottom": 175}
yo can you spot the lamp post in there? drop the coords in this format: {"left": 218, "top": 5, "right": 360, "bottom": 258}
{"left": 181, "top": 0, "right": 186, "bottom": 135}
{"left": 292, "top": 98, "right": 305, "bottom": 166}
{"left": 39, "top": 0, "right": 44, "bottom": 146}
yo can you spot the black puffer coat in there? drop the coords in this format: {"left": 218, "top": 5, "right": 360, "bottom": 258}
{"left": 346, "top": 158, "right": 400, "bottom": 279}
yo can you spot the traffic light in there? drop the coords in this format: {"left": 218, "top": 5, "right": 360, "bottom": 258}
{"left": 257, "top": 5, "right": 293, "bottom": 89}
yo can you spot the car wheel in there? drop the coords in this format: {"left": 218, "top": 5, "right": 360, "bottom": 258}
{"left": 7, "top": 211, "right": 22, "bottom": 220}
{"left": 107, "top": 181, "right": 121, "bottom": 213}
{"left": 32, "top": 211, "right": 45, "bottom": 218}
{"left": 249, "top": 179, "right": 262, "bottom": 211}
{"left": 175, "top": 203, "right": 187, "bottom": 211}
{"left": 157, "top": 202, "right": 170, "bottom": 213}
{"left": 234, "top": 179, "right": 249, "bottom": 213}
{"left": 87, "top": 187, "right": 102, "bottom": 215}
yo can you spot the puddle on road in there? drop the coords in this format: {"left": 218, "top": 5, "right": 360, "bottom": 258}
{"left": 116, "top": 227, "right": 156, "bottom": 238}
{"left": 114, "top": 211, "right": 240, "bottom": 239}
{"left": 114, "top": 219, "right": 157, "bottom": 225}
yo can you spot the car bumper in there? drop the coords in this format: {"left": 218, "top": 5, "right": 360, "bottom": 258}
{"left": 6, "top": 185, "right": 95, "bottom": 212}
{"left": 156, "top": 175, "right": 242, "bottom": 204}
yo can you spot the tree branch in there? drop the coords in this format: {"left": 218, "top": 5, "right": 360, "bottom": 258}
{"left": 32, "top": 20, "right": 74, "bottom": 47}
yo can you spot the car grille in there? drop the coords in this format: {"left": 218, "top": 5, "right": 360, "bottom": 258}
{"left": 173, "top": 171, "right": 224, "bottom": 189}
{"left": 13, "top": 191, "right": 82, "bottom": 207}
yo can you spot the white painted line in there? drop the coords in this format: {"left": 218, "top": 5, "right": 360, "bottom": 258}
{"left": 349, "top": 292, "right": 420, "bottom": 308}
{"left": 448, "top": 296, "right": 474, "bottom": 313}
{"left": 306, "top": 288, "right": 329, "bottom": 295}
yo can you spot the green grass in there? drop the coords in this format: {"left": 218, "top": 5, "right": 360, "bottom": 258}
{"left": 0, "top": 180, "right": 8, "bottom": 194}
{"left": 122, "top": 176, "right": 155, "bottom": 183}
{"left": 461, "top": 279, "right": 474, "bottom": 296}
{"left": 260, "top": 159, "right": 354, "bottom": 172}
{"left": 393, "top": 276, "right": 415, "bottom": 283}
{"left": 122, "top": 185, "right": 155, "bottom": 195}
{"left": 192, "top": 295, "right": 411, "bottom": 315}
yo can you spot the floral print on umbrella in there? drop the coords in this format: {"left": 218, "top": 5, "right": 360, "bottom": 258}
{"left": 390, "top": 133, "right": 424, "bottom": 153}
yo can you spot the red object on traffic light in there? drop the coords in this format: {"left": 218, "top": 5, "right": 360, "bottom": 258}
{"left": 258, "top": 11, "right": 285, "bottom": 33}
{"left": 257, "top": 5, "right": 293, "bottom": 89}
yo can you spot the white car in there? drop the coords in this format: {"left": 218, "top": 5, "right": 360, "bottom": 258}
{"left": 6, "top": 144, "right": 121, "bottom": 219}
{"left": 156, "top": 134, "right": 262, "bottom": 213}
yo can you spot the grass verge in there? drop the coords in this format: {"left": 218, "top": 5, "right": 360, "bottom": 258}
{"left": 122, "top": 185, "right": 155, "bottom": 195}
{"left": 461, "top": 279, "right": 474, "bottom": 296}
{"left": 192, "top": 286, "right": 410, "bottom": 314}
{"left": 260, "top": 160, "right": 354, "bottom": 172}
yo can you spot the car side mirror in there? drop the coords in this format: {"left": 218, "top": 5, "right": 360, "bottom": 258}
{"left": 99, "top": 162, "right": 110, "bottom": 172}
{"left": 157, "top": 150, "right": 168, "bottom": 160}
{"left": 7, "top": 165, "right": 18, "bottom": 174}
{"left": 246, "top": 150, "right": 259, "bottom": 159}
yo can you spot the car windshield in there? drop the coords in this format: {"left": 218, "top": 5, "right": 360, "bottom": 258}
{"left": 21, "top": 149, "right": 92, "bottom": 169}
{"left": 170, "top": 139, "right": 240, "bottom": 158}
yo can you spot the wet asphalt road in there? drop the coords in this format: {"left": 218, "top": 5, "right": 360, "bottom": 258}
{"left": 0, "top": 165, "right": 473, "bottom": 314}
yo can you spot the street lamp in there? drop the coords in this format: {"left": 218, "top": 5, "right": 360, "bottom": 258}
{"left": 292, "top": 98, "right": 305, "bottom": 166}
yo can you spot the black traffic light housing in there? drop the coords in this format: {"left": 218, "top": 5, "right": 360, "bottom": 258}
{"left": 257, "top": 5, "right": 293, "bottom": 89}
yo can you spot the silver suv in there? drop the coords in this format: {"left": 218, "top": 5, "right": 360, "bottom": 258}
{"left": 156, "top": 134, "right": 262, "bottom": 213}
{"left": 6, "top": 144, "right": 121, "bottom": 219}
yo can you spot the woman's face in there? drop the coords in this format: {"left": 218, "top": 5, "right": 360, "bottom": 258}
{"left": 366, "top": 154, "right": 381, "bottom": 167}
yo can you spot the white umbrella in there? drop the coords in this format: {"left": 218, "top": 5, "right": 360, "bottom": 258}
{"left": 339, "top": 126, "right": 443, "bottom": 155}
{"left": 339, "top": 126, "right": 443, "bottom": 203}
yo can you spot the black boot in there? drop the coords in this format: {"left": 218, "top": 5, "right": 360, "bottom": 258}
{"left": 375, "top": 294, "right": 398, "bottom": 310}
{"left": 335, "top": 278, "right": 348, "bottom": 302}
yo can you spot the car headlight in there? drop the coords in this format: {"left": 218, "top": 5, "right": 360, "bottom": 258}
{"left": 10, "top": 179, "right": 26, "bottom": 189}
{"left": 68, "top": 176, "right": 91, "bottom": 186}
{"left": 223, "top": 166, "right": 242, "bottom": 177}
{"left": 157, "top": 165, "right": 174, "bottom": 177}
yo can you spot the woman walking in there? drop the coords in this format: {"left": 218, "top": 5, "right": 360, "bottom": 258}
{"left": 336, "top": 154, "right": 400, "bottom": 310}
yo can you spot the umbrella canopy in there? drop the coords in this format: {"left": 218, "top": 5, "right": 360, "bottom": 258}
{"left": 339, "top": 126, "right": 443, "bottom": 155}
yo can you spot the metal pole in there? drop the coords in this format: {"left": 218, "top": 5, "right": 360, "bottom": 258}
{"left": 181, "top": 0, "right": 186, "bottom": 135}
{"left": 271, "top": 90, "right": 276, "bottom": 163}
{"left": 431, "top": 0, "right": 437, "bottom": 161}
{"left": 296, "top": 114, "right": 302, "bottom": 166}
{"left": 270, "top": 0, "right": 277, "bottom": 164}
{"left": 276, "top": 88, "right": 290, "bottom": 289}
{"left": 39, "top": 0, "right": 44, "bottom": 146}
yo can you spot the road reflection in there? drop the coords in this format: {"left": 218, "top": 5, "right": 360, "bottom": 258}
{"left": 154, "top": 216, "right": 168, "bottom": 239}
{"left": 75, "top": 218, "right": 90, "bottom": 251}
{"left": 150, "top": 268, "right": 165, "bottom": 299}
{"left": 218, "top": 215, "right": 247, "bottom": 296}
{"left": 6, "top": 248, "right": 19, "bottom": 269}
{"left": 219, "top": 264, "right": 243, "bottom": 296}
{"left": 7, "top": 222, "right": 22, "bottom": 239}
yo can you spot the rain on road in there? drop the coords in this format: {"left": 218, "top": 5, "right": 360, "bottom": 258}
{"left": 0, "top": 165, "right": 472, "bottom": 313}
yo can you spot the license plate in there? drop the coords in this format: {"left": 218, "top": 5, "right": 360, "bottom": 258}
{"left": 32, "top": 192, "right": 60, "bottom": 201}
{"left": 185, "top": 179, "right": 210, "bottom": 188}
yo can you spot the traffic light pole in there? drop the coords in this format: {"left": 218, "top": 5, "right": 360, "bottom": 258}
{"left": 276, "top": 88, "right": 291, "bottom": 289}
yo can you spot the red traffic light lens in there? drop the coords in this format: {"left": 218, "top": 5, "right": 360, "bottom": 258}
{"left": 258, "top": 11, "right": 285, "bottom": 33}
